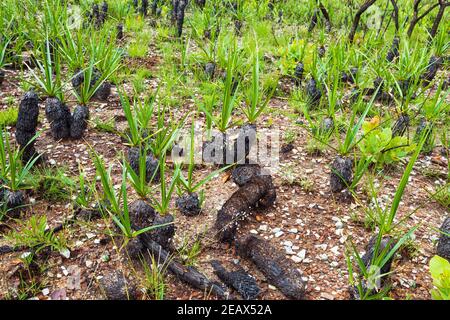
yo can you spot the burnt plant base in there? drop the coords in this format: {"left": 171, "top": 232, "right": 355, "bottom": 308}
{"left": 70, "top": 105, "right": 90, "bottom": 139}
{"left": 176, "top": 193, "right": 201, "bottom": 216}
{"left": 45, "top": 97, "right": 71, "bottom": 140}
{"left": 437, "top": 217, "right": 450, "bottom": 261}
{"left": 127, "top": 147, "right": 160, "bottom": 183}
{"left": 231, "top": 164, "right": 261, "bottom": 187}
{"left": 330, "top": 156, "right": 353, "bottom": 193}
{"left": 99, "top": 271, "right": 138, "bottom": 300}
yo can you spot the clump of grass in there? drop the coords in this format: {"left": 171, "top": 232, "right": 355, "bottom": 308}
{"left": 92, "top": 117, "right": 117, "bottom": 134}
{"left": 0, "top": 107, "right": 19, "bottom": 126}
{"left": 34, "top": 166, "right": 76, "bottom": 202}
{"left": 141, "top": 254, "right": 169, "bottom": 300}
{"left": 128, "top": 41, "right": 148, "bottom": 58}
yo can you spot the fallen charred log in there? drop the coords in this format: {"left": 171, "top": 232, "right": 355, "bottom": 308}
{"left": 140, "top": 237, "right": 231, "bottom": 299}
{"left": 236, "top": 235, "right": 306, "bottom": 299}
{"left": 211, "top": 260, "right": 261, "bottom": 300}
{"left": 215, "top": 174, "right": 276, "bottom": 243}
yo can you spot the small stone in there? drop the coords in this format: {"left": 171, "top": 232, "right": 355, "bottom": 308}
{"left": 275, "top": 231, "right": 284, "bottom": 238}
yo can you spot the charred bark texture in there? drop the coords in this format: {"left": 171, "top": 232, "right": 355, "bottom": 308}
{"left": 211, "top": 260, "right": 261, "bottom": 300}
{"left": 437, "top": 217, "right": 450, "bottom": 261}
{"left": 236, "top": 235, "right": 306, "bottom": 299}
{"left": 16, "top": 91, "right": 40, "bottom": 162}
{"left": 215, "top": 175, "right": 276, "bottom": 243}
{"left": 140, "top": 237, "right": 231, "bottom": 299}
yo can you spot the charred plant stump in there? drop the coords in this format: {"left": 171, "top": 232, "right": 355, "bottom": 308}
{"left": 72, "top": 69, "right": 111, "bottom": 102}
{"left": 211, "top": 260, "right": 261, "bottom": 300}
{"left": 16, "top": 91, "right": 40, "bottom": 162}
{"left": 70, "top": 105, "right": 89, "bottom": 139}
{"left": 391, "top": 113, "right": 410, "bottom": 137}
{"left": 437, "top": 217, "right": 450, "bottom": 261}
{"left": 176, "top": 193, "right": 201, "bottom": 216}
{"left": 308, "top": 9, "right": 319, "bottom": 32}
{"left": 0, "top": 188, "right": 25, "bottom": 219}
{"left": 204, "top": 62, "right": 216, "bottom": 79}
{"left": 141, "top": 0, "right": 149, "bottom": 16}
{"left": 45, "top": 97, "right": 71, "bottom": 140}
{"left": 117, "top": 24, "right": 124, "bottom": 40}
{"left": 386, "top": 37, "right": 400, "bottom": 62}
{"left": 349, "top": 235, "right": 395, "bottom": 299}
{"left": 100, "top": 271, "right": 138, "bottom": 300}
{"left": 176, "top": 0, "right": 188, "bottom": 37}
{"left": 421, "top": 56, "right": 443, "bottom": 86}
{"left": 330, "top": 156, "right": 353, "bottom": 193}
{"left": 294, "top": 62, "right": 304, "bottom": 86}
{"left": 306, "top": 78, "right": 322, "bottom": 107}
{"left": 231, "top": 164, "right": 261, "bottom": 187}
{"left": 236, "top": 235, "right": 306, "bottom": 299}
{"left": 215, "top": 175, "right": 276, "bottom": 243}
{"left": 0, "top": 70, "right": 4, "bottom": 87}
{"left": 127, "top": 147, "right": 160, "bottom": 183}
{"left": 414, "top": 118, "right": 433, "bottom": 153}
{"left": 348, "top": 0, "right": 378, "bottom": 43}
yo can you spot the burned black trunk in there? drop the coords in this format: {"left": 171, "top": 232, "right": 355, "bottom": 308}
{"left": 16, "top": 91, "right": 40, "bottom": 162}
{"left": 140, "top": 237, "right": 231, "bottom": 299}
{"left": 211, "top": 260, "right": 261, "bottom": 300}
{"left": 176, "top": 0, "right": 188, "bottom": 37}
{"left": 70, "top": 105, "right": 89, "bottom": 139}
{"left": 421, "top": 56, "right": 443, "bottom": 86}
{"left": 437, "top": 217, "right": 450, "bottom": 261}
{"left": 215, "top": 175, "right": 276, "bottom": 243}
{"left": 176, "top": 193, "right": 201, "bottom": 216}
{"left": 45, "top": 97, "right": 71, "bottom": 140}
{"left": 236, "top": 235, "right": 306, "bottom": 299}
{"left": 204, "top": 62, "right": 216, "bottom": 79}
{"left": 127, "top": 147, "right": 160, "bottom": 183}
{"left": 391, "top": 113, "right": 410, "bottom": 137}
{"left": 294, "top": 62, "right": 304, "bottom": 86}
{"left": 141, "top": 0, "right": 149, "bottom": 16}
{"left": 414, "top": 118, "right": 433, "bottom": 153}
{"left": 330, "top": 156, "right": 353, "bottom": 193}
{"left": 306, "top": 78, "right": 322, "bottom": 107}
